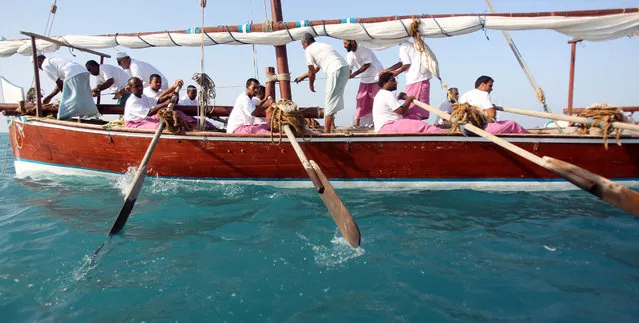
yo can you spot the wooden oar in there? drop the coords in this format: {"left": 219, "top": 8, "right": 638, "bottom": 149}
{"left": 494, "top": 106, "right": 639, "bottom": 132}
{"left": 413, "top": 100, "right": 639, "bottom": 217}
{"left": 282, "top": 125, "right": 361, "bottom": 247}
{"left": 93, "top": 120, "right": 165, "bottom": 255}
{"left": 109, "top": 120, "right": 165, "bottom": 235}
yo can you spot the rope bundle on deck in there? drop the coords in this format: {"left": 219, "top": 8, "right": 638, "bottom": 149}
{"left": 157, "top": 105, "right": 192, "bottom": 134}
{"left": 576, "top": 104, "right": 624, "bottom": 149}
{"left": 448, "top": 103, "right": 489, "bottom": 134}
{"left": 268, "top": 100, "right": 310, "bottom": 142}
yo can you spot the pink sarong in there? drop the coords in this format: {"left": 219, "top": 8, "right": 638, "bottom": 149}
{"left": 233, "top": 124, "right": 271, "bottom": 134}
{"left": 355, "top": 82, "right": 381, "bottom": 120}
{"left": 485, "top": 120, "right": 529, "bottom": 134}
{"left": 378, "top": 118, "right": 446, "bottom": 134}
{"left": 404, "top": 79, "right": 431, "bottom": 120}
{"left": 125, "top": 115, "right": 161, "bottom": 129}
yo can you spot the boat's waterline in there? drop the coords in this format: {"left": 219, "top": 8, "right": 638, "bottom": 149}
{"left": 13, "top": 159, "right": 639, "bottom": 191}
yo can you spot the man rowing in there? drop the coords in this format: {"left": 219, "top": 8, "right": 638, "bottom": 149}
{"left": 372, "top": 72, "right": 444, "bottom": 134}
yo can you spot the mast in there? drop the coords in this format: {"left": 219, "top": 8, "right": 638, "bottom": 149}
{"left": 270, "top": 0, "right": 292, "bottom": 100}
{"left": 567, "top": 39, "right": 582, "bottom": 115}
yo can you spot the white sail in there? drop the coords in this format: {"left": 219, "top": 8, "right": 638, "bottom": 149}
{"left": 1, "top": 12, "right": 638, "bottom": 57}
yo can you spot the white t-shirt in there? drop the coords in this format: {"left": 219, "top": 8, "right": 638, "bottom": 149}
{"left": 459, "top": 88, "right": 499, "bottom": 121}
{"left": 305, "top": 42, "right": 347, "bottom": 75}
{"left": 346, "top": 46, "right": 382, "bottom": 84}
{"left": 129, "top": 59, "right": 168, "bottom": 90}
{"left": 399, "top": 41, "right": 432, "bottom": 85}
{"left": 96, "top": 63, "right": 129, "bottom": 91}
{"left": 435, "top": 100, "right": 454, "bottom": 125}
{"left": 124, "top": 93, "right": 157, "bottom": 122}
{"left": 373, "top": 89, "right": 403, "bottom": 132}
{"left": 143, "top": 86, "right": 161, "bottom": 99}
{"left": 179, "top": 97, "right": 199, "bottom": 106}
{"left": 251, "top": 97, "right": 266, "bottom": 125}
{"left": 227, "top": 92, "right": 257, "bottom": 133}
{"left": 41, "top": 58, "right": 86, "bottom": 82}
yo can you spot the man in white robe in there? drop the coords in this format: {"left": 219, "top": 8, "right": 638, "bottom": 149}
{"left": 227, "top": 78, "right": 270, "bottom": 134}
{"left": 116, "top": 52, "right": 168, "bottom": 91}
{"left": 343, "top": 40, "right": 382, "bottom": 128}
{"left": 85, "top": 60, "right": 130, "bottom": 104}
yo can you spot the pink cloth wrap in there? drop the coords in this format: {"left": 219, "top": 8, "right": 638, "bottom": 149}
{"left": 125, "top": 110, "right": 211, "bottom": 129}
{"left": 404, "top": 79, "right": 431, "bottom": 120}
{"left": 379, "top": 118, "right": 446, "bottom": 134}
{"left": 233, "top": 124, "right": 271, "bottom": 134}
{"left": 485, "top": 120, "right": 529, "bottom": 134}
{"left": 355, "top": 82, "right": 381, "bottom": 120}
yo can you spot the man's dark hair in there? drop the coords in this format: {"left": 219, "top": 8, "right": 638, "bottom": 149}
{"left": 474, "top": 76, "right": 494, "bottom": 89}
{"left": 378, "top": 71, "right": 394, "bottom": 87}
{"left": 302, "top": 32, "right": 315, "bottom": 43}
{"left": 149, "top": 73, "right": 161, "bottom": 83}
{"left": 187, "top": 85, "right": 197, "bottom": 91}
{"left": 36, "top": 54, "right": 46, "bottom": 62}
{"left": 246, "top": 78, "right": 260, "bottom": 88}
{"left": 85, "top": 60, "right": 99, "bottom": 69}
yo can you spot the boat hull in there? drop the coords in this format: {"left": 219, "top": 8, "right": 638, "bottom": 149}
{"left": 8, "top": 118, "right": 639, "bottom": 190}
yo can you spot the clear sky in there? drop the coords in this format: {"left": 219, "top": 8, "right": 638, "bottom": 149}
{"left": 1, "top": 0, "right": 638, "bottom": 132}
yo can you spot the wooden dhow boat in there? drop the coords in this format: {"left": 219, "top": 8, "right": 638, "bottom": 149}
{"left": 1, "top": 4, "right": 638, "bottom": 192}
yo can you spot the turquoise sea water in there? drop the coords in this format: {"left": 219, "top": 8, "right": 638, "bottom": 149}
{"left": 0, "top": 133, "right": 638, "bottom": 322}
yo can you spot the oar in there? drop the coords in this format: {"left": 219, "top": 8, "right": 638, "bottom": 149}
{"left": 494, "top": 106, "right": 639, "bottom": 132}
{"left": 282, "top": 125, "right": 361, "bottom": 247}
{"left": 413, "top": 100, "right": 639, "bottom": 217}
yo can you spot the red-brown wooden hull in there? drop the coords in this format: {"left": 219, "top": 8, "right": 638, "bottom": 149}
{"left": 8, "top": 118, "right": 639, "bottom": 189}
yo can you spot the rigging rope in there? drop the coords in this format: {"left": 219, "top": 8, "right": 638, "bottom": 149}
{"left": 268, "top": 100, "right": 310, "bottom": 143}
{"left": 448, "top": 103, "right": 490, "bottom": 135}
{"left": 484, "top": 0, "right": 562, "bottom": 132}
{"left": 199, "top": 0, "right": 208, "bottom": 130}
{"left": 576, "top": 104, "right": 624, "bottom": 150}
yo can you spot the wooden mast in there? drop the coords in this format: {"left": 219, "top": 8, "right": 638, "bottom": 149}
{"left": 270, "top": 0, "right": 292, "bottom": 100}
{"left": 567, "top": 38, "right": 582, "bottom": 115}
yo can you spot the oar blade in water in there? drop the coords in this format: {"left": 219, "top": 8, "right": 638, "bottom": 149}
{"left": 543, "top": 156, "right": 639, "bottom": 217}
{"left": 310, "top": 160, "right": 361, "bottom": 248}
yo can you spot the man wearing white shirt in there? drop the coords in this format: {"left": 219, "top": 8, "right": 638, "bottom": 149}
{"left": 116, "top": 52, "right": 168, "bottom": 91}
{"left": 142, "top": 74, "right": 163, "bottom": 99}
{"left": 179, "top": 85, "right": 199, "bottom": 106}
{"left": 250, "top": 85, "right": 269, "bottom": 125}
{"left": 36, "top": 55, "right": 99, "bottom": 120}
{"left": 435, "top": 88, "right": 459, "bottom": 127}
{"left": 227, "top": 78, "right": 271, "bottom": 134}
{"left": 343, "top": 40, "right": 382, "bottom": 128}
{"left": 459, "top": 75, "right": 528, "bottom": 134}
{"left": 373, "top": 72, "right": 444, "bottom": 134}
{"left": 295, "top": 33, "right": 349, "bottom": 133}
{"left": 85, "top": 60, "right": 130, "bottom": 104}
{"left": 381, "top": 41, "right": 431, "bottom": 120}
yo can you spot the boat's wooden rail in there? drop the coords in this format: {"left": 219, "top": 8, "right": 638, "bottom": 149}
{"left": 0, "top": 103, "right": 324, "bottom": 118}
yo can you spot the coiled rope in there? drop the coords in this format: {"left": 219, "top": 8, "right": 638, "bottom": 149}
{"left": 448, "top": 103, "right": 489, "bottom": 134}
{"left": 268, "top": 100, "right": 309, "bottom": 143}
{"left": 576, "top": 104, "right": 624, "bottom": 149}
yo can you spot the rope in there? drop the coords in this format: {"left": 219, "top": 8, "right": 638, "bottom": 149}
{"left": 484, "top": 0, "right": 561, "bottom": 132}
{"left": 157, "top": 105, "right": 193, "bottom": 134}
{"left": 114, "top": 33, "right": 120, "bottom": 46}
{"left": 193, "top": 72, "right": 217, "bottom": 129}
{"left": 448, "top": 103, "right": 489, "bottom": 135}
{"left": 429, "top": 15, "right": 452, "bottom": 37}
{"left": 268, "top": 100, "right": 310, "bottom": 143}
{"left": 576, "top": 104, "right": 624, "bottom": 150}
{"left": 359, "top": 23, "right": 375, "bottom": 39}
{"left": 279, "top": 21, "right": 295, "bottom": 41}
{"left": 165, "top": 31, "right": 180, "bottom": 46}
{"left": 136, "top": 32, "right": 155, "bottom": 47}
{"left": 224, "top": 26, "right": 248, "bottom": 44}
{"left": 200, "top": 1, "right": 207, "bottom": 130}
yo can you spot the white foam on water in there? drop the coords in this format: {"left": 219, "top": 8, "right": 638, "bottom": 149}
{"left": 113, "top": 166, "right": 138, "bottom": 195}
{"left": 299, "top": 232, "right": 365, "bottom": 267}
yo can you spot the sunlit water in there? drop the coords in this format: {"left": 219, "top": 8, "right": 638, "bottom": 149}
{"left": 0, "top": 133, "right": 637, "bottom": 322}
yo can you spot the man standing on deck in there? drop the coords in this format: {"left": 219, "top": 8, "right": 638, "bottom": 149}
{"left": 85, "top": 60, "right": 130, "bottom": 104}
{"left": 343, "top": 40, "right": 383, "bottom": 128}
{"left": 459, "top": 75, "right": 528, "bottom": 134}
{"left": 380, "top": 41, "right": 431, "bottom": 120}
{"left": 116, "top": 52, "right": 169, "bottom": 91}
{"left": 37, "top": 55, "right": 99, "bottom": 120}
{"left": 295, "top": 33, "right": 349, "bottom": 133}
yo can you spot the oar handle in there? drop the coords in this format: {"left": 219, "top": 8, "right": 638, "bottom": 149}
{"left": 495, "top": 106, "right": 639, "bottom": 132}
{"left": 282, "top": 125, "right": 325, "bottom": 194}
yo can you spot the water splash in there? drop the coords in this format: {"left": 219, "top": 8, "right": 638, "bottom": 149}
{"left": 113, "top": 166, "right": 138, "bottom": 195}
{"left": 298, "top": 232, "right": 365, "bottom": 267}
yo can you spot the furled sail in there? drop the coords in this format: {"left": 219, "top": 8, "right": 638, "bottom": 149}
{"left": 1, "top": 8, "right": 638, "bottom": 57}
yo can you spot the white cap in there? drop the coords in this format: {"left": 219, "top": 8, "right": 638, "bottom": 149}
{"left": 115, "top": 52, "right": 129, "bottom": 59}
